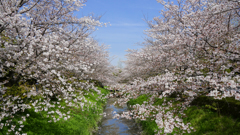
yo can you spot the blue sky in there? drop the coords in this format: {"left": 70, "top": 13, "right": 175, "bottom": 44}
{"left": 77, "top": 0, "right": 163, "bottom": 66}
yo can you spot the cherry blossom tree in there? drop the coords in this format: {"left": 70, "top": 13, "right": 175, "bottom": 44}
{"left": 116, "top": 0, "right": 240, "bottom": 134}
{"left": 0, "top": 0, "right": 112, "bottom": 134}
{"left": 123, "top": 0, "right": 240, "bottom": 97}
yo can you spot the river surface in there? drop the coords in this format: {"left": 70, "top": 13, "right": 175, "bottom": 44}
{"left": 94, "top": 98, "right": 142, "bottom": 135}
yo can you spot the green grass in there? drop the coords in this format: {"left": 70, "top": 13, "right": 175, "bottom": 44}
{"left": 103, "top": 86, "right": 110, "bottom": 89}
{"left": 127, "top": 93, "right": 240, "bottom": 135}
{"left": 138, "top": 118, "right": 159, "bottom": 135}
{"left": 0, "top": 87, "right": 110, "bottom": 135}
{"left": 127, "top": 94, "right": 159, "bottom": 135}
{"left": 183, "top": 106, "right": 240, "bottom": 135}
{"left": 127, "top": 94, "right": 149, "bottom": 106}
{"left": 98, "top": 86, "right": 110, "bottom": 96}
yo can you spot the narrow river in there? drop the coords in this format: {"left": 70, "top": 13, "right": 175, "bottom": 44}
{"left": 94, "top": 98, "right": 142, "bottom": 135}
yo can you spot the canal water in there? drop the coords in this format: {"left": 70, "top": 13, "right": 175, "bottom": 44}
{"left": 94, "top": 98, "right": 142, "bottom": 135}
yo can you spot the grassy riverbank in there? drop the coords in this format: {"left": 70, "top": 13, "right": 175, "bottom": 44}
{"left": 0, "top": 86, "right": 109, "bottom": 135}
{"left": 127, "top": 94, "right": 240, "bottom": 135}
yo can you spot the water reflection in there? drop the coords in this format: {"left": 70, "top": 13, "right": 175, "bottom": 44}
{"left": 95, "top": 98, "right": 141, "bottom": 135}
